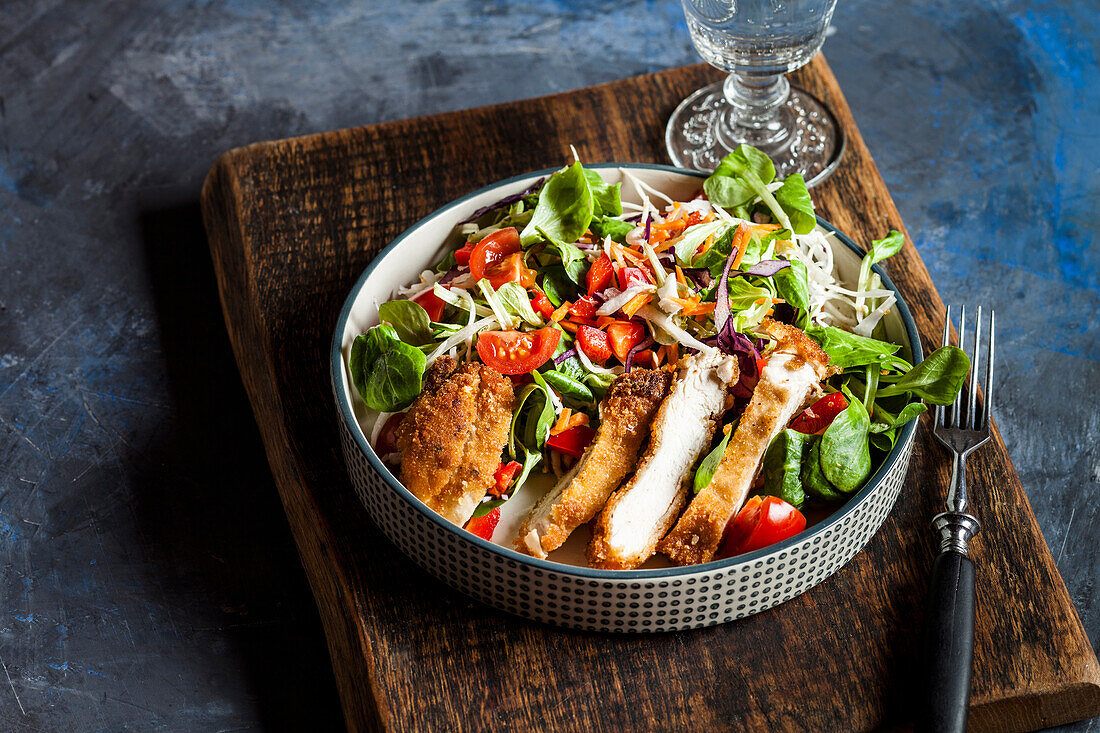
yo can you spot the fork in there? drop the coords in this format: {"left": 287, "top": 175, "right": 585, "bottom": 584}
{"left": 920, "top": 305, "right": 995, "bottom": 733}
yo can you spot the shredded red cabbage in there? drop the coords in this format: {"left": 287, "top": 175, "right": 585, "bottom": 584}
{"left": 643, "top": 216, "right": 652, "bottom": 243}
{"left": 624, "top": 337, "right": 655, "bottom": 371}
{"left": 553, "top": 348, "right": 577, "bottom": 366}
{"left": 680, "top": 267, "right": 714, "bottom": 290}
{"left": 459, "top": 177, "right": 545, "bottom": 224}
{"left": 714, "top": 236, "right": 738, "bottom": 333}
{"left": 735, "top": 259, "right": 791, "bottom": 278}
{"left": 439, "top": 265, "right": 467, "bottom": 284}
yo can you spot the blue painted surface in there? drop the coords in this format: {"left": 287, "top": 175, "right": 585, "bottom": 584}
{"left": 0, "top": 0, "right": 1095, "bottom": 729}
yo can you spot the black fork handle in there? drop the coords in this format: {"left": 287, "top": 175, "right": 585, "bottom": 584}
{"left": 919, "top": 549, "right": 976, "bottom": 732}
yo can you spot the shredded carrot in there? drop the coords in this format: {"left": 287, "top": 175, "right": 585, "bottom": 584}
{"left": 653, "top": 238, "right": 678, "bottom": 254}
{"left": 618, "top": 246, "right": 647, "bottom": 265}
{"left": 766, "top": 308, "right": 775, "bottom": 317}
{"left": 679, "top": 302, "right": 715, "bottom": 316}
{"left": 620, "top": 293, "right": 651, "bottom": 318}
{"left": 559, "top": 321, "right": 578, "bottom": 334}
{"left": 753, "top": 297, "right": 769, "bottom": 306}
{"left": 566, "top": 412, "right": 589, "bottom": 430}
{"left": 550, "top": 408, "right": 573, "bottom": 436}
{"left": 675, "top": 266, "right": 687, "bottom": 286}
{"left": 752, "top": 223, "right": 781, "bottom": 232}
{"left": 730, "top": 224, "right": 751, "bottom": 269}
{"left": 550, "top": 303, "right": 570, "bottom": 322}
{"left": 595, "top": 315, "right": 616, "bottom": 329}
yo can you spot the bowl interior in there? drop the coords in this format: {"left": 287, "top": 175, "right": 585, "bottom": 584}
{"left": 333, "top": 164, "right": 919, "bottom": 571}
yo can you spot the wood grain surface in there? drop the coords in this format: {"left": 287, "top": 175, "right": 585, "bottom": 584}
{"left": 200, "top": 57, "right": 1100, "bottom": 732}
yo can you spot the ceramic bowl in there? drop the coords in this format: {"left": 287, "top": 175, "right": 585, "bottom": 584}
{"left": 331, "top": 164, "right": 921, "bottom": 633}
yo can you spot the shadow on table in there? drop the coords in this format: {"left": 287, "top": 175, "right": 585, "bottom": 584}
{"left": 134, "top": 200, "right": 344, "bottom": 731}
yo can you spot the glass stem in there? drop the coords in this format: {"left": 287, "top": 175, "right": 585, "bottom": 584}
{"left": 721, "top": 72, "right": 791, "bottom": 146}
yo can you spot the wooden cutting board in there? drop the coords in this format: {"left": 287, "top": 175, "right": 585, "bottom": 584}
{"left": 200, "top": 57, "right": 1100, "bottom": 732}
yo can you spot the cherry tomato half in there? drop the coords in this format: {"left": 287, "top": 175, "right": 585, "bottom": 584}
{"left": 546, "top": 424, "right": 596, "bottom": 457}
{"left": 576, "top": 325, "right": 612, "bottom": 364}
{"left": 722, "top": 496, "right": 806, "bottom": 556}
{"left": 465, "top": 507, "right": 501, "bottom": 540}
{"left": 476, "top": 328, "right": 561, "bottom": 375}
{"left": 789, "top": 392, "right": 849, "bottom": 435}
{"left": 412, "top": 288, "right": 447, "bottom": 322}
{"left": 606, "top": 320, "right": 645, "bottom": 363}
{"left": 586, "top": 254, "right": 615, "bottom": 295}
{"left": 469, "top": 228, "right": 535, "bottom": 289}
{"left": 374, "top": 413, "right": 405, "bottom": 456}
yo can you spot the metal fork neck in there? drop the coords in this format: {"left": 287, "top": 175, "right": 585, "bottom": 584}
{"left": 934, "top": 452, "right": 981, "bottom": 554}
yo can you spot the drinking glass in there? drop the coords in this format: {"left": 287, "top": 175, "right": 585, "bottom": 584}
{"left": 667, "top": 0, "right": 844, "bottom": 184}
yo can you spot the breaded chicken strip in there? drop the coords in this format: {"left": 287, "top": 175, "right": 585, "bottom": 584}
{"left": 659, "top": 319, "right": 837, "bottom": 565}
{"left": 587, "top": 351, "right": 740, "bottom": 570}
{"left": 395, "top": 356, "right": 516, "bottom": 526}
{"left": 515, "top": 369, "right": 672, "bottom": 559}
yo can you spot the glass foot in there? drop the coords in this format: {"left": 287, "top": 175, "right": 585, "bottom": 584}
{"left": 665, "top": 81, "right": 845, "bottom": 186}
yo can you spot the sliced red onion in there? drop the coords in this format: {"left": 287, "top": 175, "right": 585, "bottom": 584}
{"left": 459, "top": 177, "right": 545, "bottom": 224}
{"left": 553, "top": 348, "right": 577, "bottom": 366}
{"left": 595, "top": 286, "right": 620, "bottom": 304}
{"left": 624, "top": 337, "right": 655, "bottom": 371}
{"left": 623, "top": 213, "right": 642, "bottom": 223}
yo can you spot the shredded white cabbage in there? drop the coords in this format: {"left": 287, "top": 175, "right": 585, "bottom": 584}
{"left": 596, "top": 283, "right": 655, "bottom": 315}
{"left": 635, "top": 305, "right": 715, "bottom": 354}
{"left": 574, "top": 343, "right": 623, "bottom": 375}
{"left": 426, "top": 315, "right": 496, "bottom": 366}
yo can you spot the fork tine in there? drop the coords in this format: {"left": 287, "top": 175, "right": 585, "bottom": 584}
{"left": 967, "top": 306, "right": 982, "bottom": 430}
{"left": 951, "top": 305, "right": 966, "bottom": 428}
{"left": 936, "top": 305, "right": 951, "bottom": 429}
{"left": 983, "top": 310, "right": 995, "bottom": 431}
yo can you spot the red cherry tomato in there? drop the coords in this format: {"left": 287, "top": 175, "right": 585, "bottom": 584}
{"left": 412, "top": 289, "right": 447, "bottom": 322}
{"left": 465, "top": 507, "right": 501, "bottom": 540}
{"left": 568, "top": 295, "right": 599, "bottom": 320}
{"left": 618, "top": 266, "right": 651, "bottom": 290}
{"left": 576, "top": 325, "right": 612, "bottom": 364}
{"left": 469, "top": 228, "right": 536, "bottom": 289}
{"left": 606, "top": 321, "right": 645, "bottom": 363}
{"left": 722, "top": 496, "right": 807, "bottom": 556}
{"left": 476, "top": 328, "right": 561, "bottom": 375}
{"left": 789, "top": 392, "right": 849, "bottom": 435}
{"left": 374, "top": 413, "right": 405, "bottom": 455}
{"left": 490, "top": 460, "right": 522, "bottom": 497}
{"left": 454, "top": 241, "right": 476, "bottom": 266}
{"left": 546, "top": 424, "right": 596, "bottom": 458}
{"left": 586, "top": 254, "right": 615, "bottom": 295}
{"left": 530, "top": 290, "right": 556, "bottom": 319}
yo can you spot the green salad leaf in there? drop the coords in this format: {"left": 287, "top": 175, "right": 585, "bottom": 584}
{"left": 349, "top": 325, "right": 426, "bottom": 412}
{"left": 694, "top": 425, "right": 733, "bottom": 494}
{"left": 496, "top": 282, "right": 543, "bottom": 326}
{"left": 773, "top": 173, "right": 816, "bottom": 235}
{"left": 818, "top": 389, "right": 872, "bottom": 493}
{"left": 583, "top": 169, "right": 623, "bottom": 217}
{"left": 590, "top": 215, "right": 634, "bottom": 243}
{"left": 773, "top": 258, "right": 810, "bottom": 312}
{"left": 806, "top": 325, "right": 912, "bottom": 371}
{"left": 542, "top": 370, "right": 596, "bottom": 406}
{"left": 875, "top": 346, "right": 970, "bottom": 404}
{"left": 378, "top": 299, "right": 433, "bottom": 346}
{"left": 801, "top": 435, "right": 844, "bottom": 502}
{"left": 540, "top": 266, "right": 577, "bottom": 306}
{"left": 521, "top": 161, "right": 595, "bottom": 247}
{"left": 761, "top": 429, "right": 808, "bottom": 507}
{"left": 675, "top": 220, "right": 730, "bottom": 266}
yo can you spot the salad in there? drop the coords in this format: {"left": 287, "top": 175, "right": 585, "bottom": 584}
{"left": 349, "top": 145, "right": 968, "bottom": 568}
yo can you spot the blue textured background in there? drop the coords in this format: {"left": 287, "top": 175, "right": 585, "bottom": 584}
{"left": 0, "top": 0, "right": 1096, "bottom": 729}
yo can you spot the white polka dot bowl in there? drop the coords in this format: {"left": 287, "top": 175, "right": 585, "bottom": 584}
{"left": 331, "top": 165, "right": 921, "bottom": 633}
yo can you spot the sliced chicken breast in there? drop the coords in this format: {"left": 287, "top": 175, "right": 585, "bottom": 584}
{"left": 515, "top": 368, "right": 672, "bottom": 559}
{"left": 395, "top": 356, "right": 516, "bottom": 526}
{"left": 587, "top": 351, "right": 740, "bottom": 570}
{"left": 659, "top": 319, "right": 837, "bottom": 565}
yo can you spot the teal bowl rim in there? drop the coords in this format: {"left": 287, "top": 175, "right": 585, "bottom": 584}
{"left": 330, "top": 163, "right": 923, "bottom": 580}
